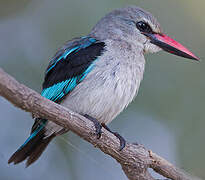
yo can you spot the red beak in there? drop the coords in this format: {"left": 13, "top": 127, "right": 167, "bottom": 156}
{"left": 144, "top": 33, "right": 199, "bottom": 61}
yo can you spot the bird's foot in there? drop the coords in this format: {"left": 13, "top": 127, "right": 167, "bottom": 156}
{"left": 84, "top": 115, "right": 126, "bottom": 150}
{"left": 101, "top": 123, "right": 126, "bottom": 151}
{"left": 84, "top": 114, "right": 102, "bottom": 139}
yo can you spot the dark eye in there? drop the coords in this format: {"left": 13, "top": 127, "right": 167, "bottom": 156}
{"left": 136, "top": 21, "right": 152, "bottom": 33}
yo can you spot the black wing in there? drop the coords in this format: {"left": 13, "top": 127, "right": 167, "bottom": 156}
{"left": 41, "top": 37, "right": 105, "bottom": 102}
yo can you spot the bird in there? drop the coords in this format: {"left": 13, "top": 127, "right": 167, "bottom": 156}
{"left": 8, "top": 5, "right": 199, "bottom": 167}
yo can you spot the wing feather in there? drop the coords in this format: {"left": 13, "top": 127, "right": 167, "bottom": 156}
{"left": 41, "top": 37, "right": 105, "bottom": 103}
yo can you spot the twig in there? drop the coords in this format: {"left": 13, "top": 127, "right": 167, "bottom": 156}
{"left": 0, "top": 68, "right": 200, "bottom": 180}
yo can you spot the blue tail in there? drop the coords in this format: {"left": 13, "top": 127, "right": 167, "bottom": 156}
{"left": 8, "top": 118, "right": 55, "bottom": 167}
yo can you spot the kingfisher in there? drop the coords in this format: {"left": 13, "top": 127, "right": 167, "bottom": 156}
{"left": 8, "top": 6, "right": 199, "bottom": 167}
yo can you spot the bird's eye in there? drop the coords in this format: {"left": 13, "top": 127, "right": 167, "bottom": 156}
{"left": 136, "top": 21, "right": 152, "bottom": 33}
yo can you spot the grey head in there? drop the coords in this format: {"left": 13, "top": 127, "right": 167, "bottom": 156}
{"left": 90, "top": 6, "right": 162, "bottom": 55}
{"left": 90, "top": 6, "right": 199, "bottom": 60}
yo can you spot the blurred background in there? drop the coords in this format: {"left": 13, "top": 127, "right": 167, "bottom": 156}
{"left": 0, "top": 0, "right": 204, "bottom": 179}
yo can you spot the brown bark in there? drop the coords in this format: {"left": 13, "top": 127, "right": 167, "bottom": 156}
{"left": 0, "top": 68, "right": 200, "bottom": 180}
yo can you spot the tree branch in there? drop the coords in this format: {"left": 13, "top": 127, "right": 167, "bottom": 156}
{"left": 0, "top": 68, "right": 200, "bottom": 180}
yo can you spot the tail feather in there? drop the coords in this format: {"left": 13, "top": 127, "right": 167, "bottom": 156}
{"left": 8, "top": 119, "right": 55, "bottom": 167}
{"left": 26, "top": 134, "right": 54, "bottom": 167}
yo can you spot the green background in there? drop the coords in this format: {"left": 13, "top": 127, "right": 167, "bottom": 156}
{"left": 0, "top": 0, "right": 204, "bottom": 179}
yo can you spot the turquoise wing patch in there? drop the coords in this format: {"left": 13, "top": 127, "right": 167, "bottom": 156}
{"left": 41, "top": 77, "right": 78, "bottom": 102}
{"left": 41, "top": 37, "right": 104, "bottom": 103}
{"left": 41, "top": 63, "right": 95, "bottom": 102}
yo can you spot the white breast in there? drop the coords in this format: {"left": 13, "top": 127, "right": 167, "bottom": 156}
{"left": 61, "top": 39, "right": 145, "bottom": 124}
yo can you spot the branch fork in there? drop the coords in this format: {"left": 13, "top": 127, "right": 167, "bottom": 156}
{"left": 0, "top": 68, "right": 199, "bottom": 180}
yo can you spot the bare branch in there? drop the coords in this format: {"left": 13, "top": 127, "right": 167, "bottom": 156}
{"left": 0, "top": 68, "right": 200, "bottom": 180}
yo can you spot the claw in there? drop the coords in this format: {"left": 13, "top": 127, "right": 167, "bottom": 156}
{"left": 84, "top": 114, "right": 102, "bottom": 139}
{"left": 84, "top": 115, "right": 126, "bottom": 150}
{"left": 96, "top": 124, "right": 102, "bottom": 139}
{"left": 101, "top": 123, "right": 126, "bottom": 151}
